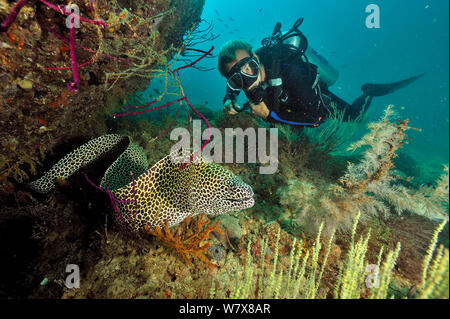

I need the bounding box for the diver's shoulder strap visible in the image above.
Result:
[258,43,320,113]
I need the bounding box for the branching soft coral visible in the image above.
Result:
[376,166,449,219]
[338,105,448,220]
[278,179,361,234]
[303,101,365,155]
[339,105,419,193]
[277,105,448,234]
[145,214,223,269]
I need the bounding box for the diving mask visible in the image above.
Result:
[226,56,260,92]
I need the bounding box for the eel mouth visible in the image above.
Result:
[224,196,255,209]
[227,196,253,203]
[223,185,254,208]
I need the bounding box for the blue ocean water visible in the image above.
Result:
[147,0,449,179]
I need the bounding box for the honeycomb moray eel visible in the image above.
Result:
[28,134,255,232]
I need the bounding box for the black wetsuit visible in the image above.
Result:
[223,44,371,126]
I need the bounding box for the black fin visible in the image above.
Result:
[361,73,425,97]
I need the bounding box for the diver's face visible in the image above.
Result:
[226,50,262,91]
[225,50,250,73]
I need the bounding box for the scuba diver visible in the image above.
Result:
[218,18,424,127]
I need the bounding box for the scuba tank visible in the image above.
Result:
[262,18,339,87]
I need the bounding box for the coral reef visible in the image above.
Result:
[1,12,448,300]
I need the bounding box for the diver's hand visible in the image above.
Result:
[223,99,239,115]
[250,102,270,119]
